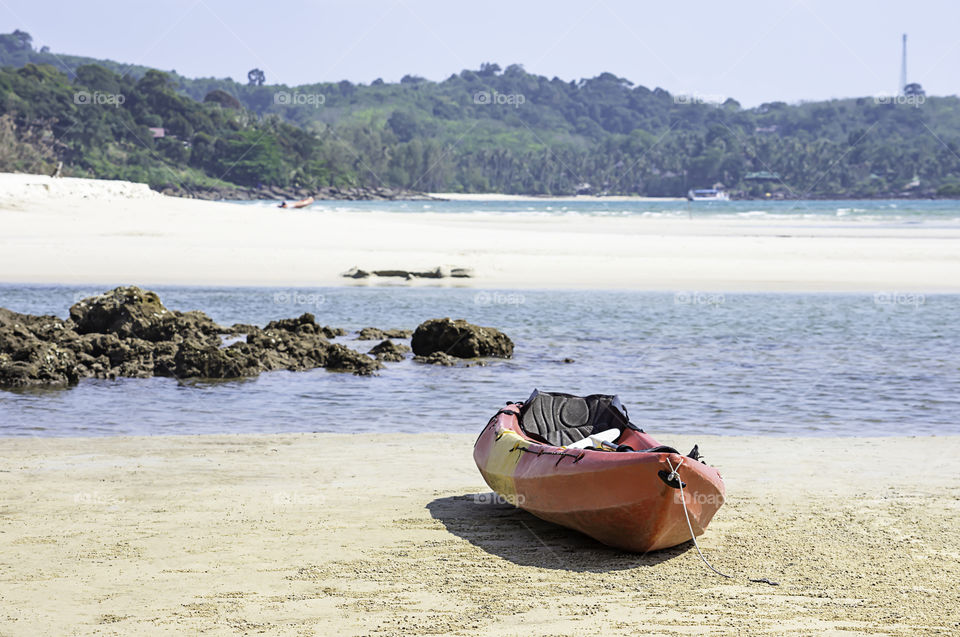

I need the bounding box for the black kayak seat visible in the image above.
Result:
[518,389,634,447]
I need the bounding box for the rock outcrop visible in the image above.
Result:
[411,318,513,359]
[1,290,512,388]
[0,287,383,388]
[368,340,411,362]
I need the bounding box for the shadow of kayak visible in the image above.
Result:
[426,494,689,572]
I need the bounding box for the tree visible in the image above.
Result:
[478,62,501,77]
[203,89,241,110]
[387,111,418,142]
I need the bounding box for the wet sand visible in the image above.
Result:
[1,433,958,635]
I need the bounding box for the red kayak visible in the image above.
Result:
[473,390,725,552]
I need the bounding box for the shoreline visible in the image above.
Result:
[1,432,958,635]
[428,192,685,202]
[2,174,960,292]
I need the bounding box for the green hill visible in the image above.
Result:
[2,29,959,198]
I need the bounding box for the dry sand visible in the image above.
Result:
[1,433,958,636]
[2,174,959,291]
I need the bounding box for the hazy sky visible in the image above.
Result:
[3,0,957,106]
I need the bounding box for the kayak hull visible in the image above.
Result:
[473,404,725,553]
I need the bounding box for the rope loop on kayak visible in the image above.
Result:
[667,457,779,586]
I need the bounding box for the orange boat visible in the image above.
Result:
[278,196,314,209]
[473,390,725,552]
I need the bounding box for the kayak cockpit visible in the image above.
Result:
[517,389,673,452]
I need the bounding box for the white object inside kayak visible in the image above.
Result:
[566,428,621,449]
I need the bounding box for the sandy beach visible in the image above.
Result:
[0,433,957,635]
[2,174,959,291]
[3,173,960,635]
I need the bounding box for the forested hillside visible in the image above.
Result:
[2,29,959,198]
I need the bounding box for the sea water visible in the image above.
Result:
[235,197,960,224]
[1,285,957,437]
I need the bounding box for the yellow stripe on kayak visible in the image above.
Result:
[482,429,530,501]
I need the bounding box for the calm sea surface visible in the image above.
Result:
[1,285,957,438]
[237,197,960,224]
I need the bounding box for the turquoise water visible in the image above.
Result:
[1,286,957,437]
[236,197,960,224]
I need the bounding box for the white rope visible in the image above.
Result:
[666,458,735,579]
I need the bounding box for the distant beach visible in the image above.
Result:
[2,174,959,292]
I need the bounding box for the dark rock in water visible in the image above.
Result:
[69,287,175,341]
[165,337,260,379]
[368,340,411,362]
[411,318,513,359]
[265,313,324,335]
[228,323,260,335]
[413,351,459,366]
[412,351,488,367]
[322,326,347,338]
[563,358,576,364]
[450,268,474,278]
[0,287,383,388]
[356,327,386,340]
[325,344,382,375]
[357,327,413,340]
[0,309,81,387]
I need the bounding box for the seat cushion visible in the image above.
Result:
[518,389,631,447]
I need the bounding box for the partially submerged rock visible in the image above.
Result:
[413,351,488,367]
[1,289,513,388]
[356,327,386,340]
[368,340,411,362]
[0,287,378,387]
[325,344,383,375]
[411,318,513,359]
[413,351,459,366]
[357,327,412,341]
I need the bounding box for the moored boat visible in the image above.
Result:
[278,196,315,209]
[686,188,730,201]
[473,390,725,552]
